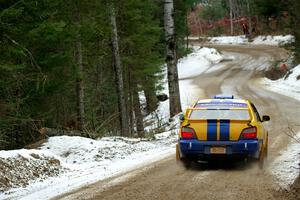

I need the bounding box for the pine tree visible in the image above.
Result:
[0,0,193,149]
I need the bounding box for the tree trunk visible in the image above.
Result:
[163,0,182,117]
[133,84,144,138]
[229,0,234,35]
[143,82,158,114]
[246,0,252,36]
[128,70,134,137]
[185,14,189,50]
[110,4,129,136]
[74,8,85,131]
[198,19,203,37]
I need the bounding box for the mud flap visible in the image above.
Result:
[258,137,268,169]
[259,148,265,169]
[176,144,181,161]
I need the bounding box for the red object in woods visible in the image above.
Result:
[280,63,288,71]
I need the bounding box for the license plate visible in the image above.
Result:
[210,147,226,154]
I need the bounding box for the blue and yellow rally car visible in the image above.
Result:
[176,95,270,168]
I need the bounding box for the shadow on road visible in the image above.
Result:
[185,159,260,171]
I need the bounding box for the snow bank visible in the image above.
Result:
[270,132,300,189]
[206,35,295,46]
[208,36,248,45]
[260,64,300,101]
[262,65,300,189]
[0,133,177,199]
[252,35,295,46]
[178,47,223,79]
[41,135,177,169]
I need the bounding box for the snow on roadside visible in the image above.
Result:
[252,35,295,46]
[204,35,295,46]
[0,133,177,200]
[270,132,300,189]
[208,35,248,45]
[260,64,300,101]
[178,47,223,79]
[260,64,300,189]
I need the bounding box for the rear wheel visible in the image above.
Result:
[259,135,268,169]
[265,135,268,159]
[176,144,180,161]
[176,144,192,169]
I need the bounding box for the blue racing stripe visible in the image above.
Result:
[207,120,217,141]
[220,119,230,141]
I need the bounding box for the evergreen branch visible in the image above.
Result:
[0,139,9,144]
[3,34,44,76]
[0,0,24,19]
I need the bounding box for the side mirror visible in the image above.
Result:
[179,113,185,121]
[262,115,270,122]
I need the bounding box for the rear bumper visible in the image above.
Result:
[179,139,260,160]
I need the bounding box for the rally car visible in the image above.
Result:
[176,95,270,168]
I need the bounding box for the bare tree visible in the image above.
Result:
[164,0,182,117]
[110,3,129,136]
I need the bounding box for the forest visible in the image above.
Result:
[1,0,300,150]
[0,0,196,150]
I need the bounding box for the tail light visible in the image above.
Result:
[240,126,257,139]
[181,127,196,139]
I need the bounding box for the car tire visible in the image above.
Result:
[265,135,268,159]
[176,144,181,161]
[258,136,268,169]
[176,144,192,169]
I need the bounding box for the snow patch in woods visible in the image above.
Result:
[0,133,177,200]
[205,35,295,46]
[260,64,300,101]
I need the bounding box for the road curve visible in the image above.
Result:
[54,45,300,200]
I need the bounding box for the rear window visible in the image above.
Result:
[189,109,250,120]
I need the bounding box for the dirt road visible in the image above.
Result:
[55,45,300,200]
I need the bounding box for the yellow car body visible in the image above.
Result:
[176,95,269,166]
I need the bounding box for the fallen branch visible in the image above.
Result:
[285,123,300,143]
